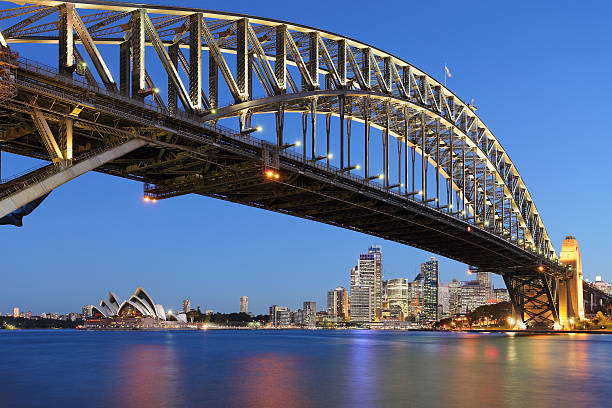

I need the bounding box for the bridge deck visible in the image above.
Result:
[0,58,560,277]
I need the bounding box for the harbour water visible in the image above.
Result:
[1,330,611,407]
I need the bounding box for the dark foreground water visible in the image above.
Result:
[1,330,611,408]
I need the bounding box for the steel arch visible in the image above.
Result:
[0,0,555,260]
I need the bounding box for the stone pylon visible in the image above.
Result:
[558,236,584,328]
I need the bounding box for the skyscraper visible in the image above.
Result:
[368,245,383,320]
[240,296,248,313]
[408,272,424,320]
[357,254,376,321]
[350,286,372,322]
[12,307,19,318]
[182,299,191,313]
[449,279,461,316]
[421,257,439,322]
[327,286,349,321]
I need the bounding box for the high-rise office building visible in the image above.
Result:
[408,272,424,320]
[182,299,191,313]
[449,279,461,316]
[477,271,492,300]
[368,245,383,320]
[354,253,376,322]
[438,283,450,319]
[12,307,19,318]
[421,257,439,322]
[385,278,409,319]
[327,286,349,321]
[303,301,316,326]
[240,296,248,313]
[350,286,372,322]
[458,280,488,313]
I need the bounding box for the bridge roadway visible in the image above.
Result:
[1,58,557,275]
[0,0,606,328]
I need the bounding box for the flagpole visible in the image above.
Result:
[444,64,446,87]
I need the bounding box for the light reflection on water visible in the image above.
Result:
[1,330,611,407]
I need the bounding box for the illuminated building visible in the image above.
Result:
[591,276,611,295]
[12,307,19,318]
[269,305,289,326]
[349,253,377,322]
[240,296,248,313]
[449,279,461,316]
[408,272,424,320]
[477,271,492,300]
[438,283,450,319]
[368,245,384,320]
[384,278,409,319]
[493,288,510,303]
[458,280,488,313]
[327,286,349,321]
[182,299,191,313]
[303,301,316,327]
[421,257,439,322]
[84,287,187,328]
[350,286,371,323]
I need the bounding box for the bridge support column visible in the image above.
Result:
[504,273,559,329]
[558,235,584,328]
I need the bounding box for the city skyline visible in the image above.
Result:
[2,0,611,315]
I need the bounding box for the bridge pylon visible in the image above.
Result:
[558,236,584,328]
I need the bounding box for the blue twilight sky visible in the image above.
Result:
[1,0,611,315]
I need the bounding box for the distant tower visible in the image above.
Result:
[327,287,349,321]
[240,296,248,313]
[12,307,19,318]
[182,299,191,313]
[559,236,585,327]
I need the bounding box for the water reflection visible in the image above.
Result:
[231,353,305,408]
[113,342,182,407]
[2,331,612,408]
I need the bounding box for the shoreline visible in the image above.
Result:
[3,327,612,335]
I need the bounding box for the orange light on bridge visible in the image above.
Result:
[537,265,545,272]
[265,169,280,180]
[467,226,472,232]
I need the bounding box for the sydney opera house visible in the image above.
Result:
[84,286,188,329]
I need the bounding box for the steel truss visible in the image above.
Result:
[0,0,573,326]
[504,273,559,329]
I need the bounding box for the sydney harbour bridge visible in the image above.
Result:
[0,0,608,329]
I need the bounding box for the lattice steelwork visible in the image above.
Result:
[0,0,573,327]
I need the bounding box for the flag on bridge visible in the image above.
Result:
[445,65,452,78]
